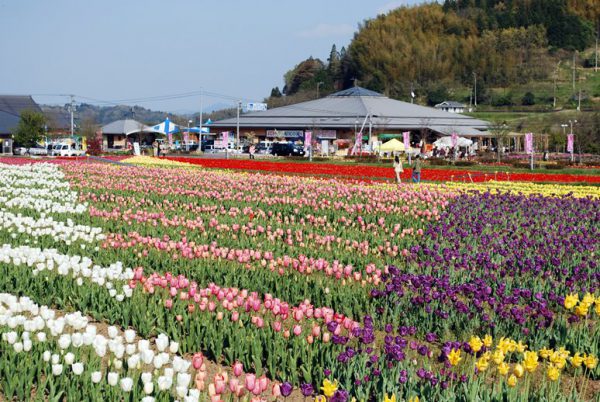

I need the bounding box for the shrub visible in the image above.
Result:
[427,158,449,166]
[544,163,565,170]
[521,92,536,106]
[454,160,477,166]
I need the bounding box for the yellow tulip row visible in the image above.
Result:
[449,335,597,384]
[123,156,197,168]
[443,180,600,199]
[564,292,600,317]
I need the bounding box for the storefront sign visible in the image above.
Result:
[315,130,336,140]
[266,130,304,139]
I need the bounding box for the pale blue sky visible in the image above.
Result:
[0,0,424,113]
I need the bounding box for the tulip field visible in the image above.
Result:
[0,159,599,402]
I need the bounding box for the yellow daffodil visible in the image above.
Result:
[497,362,510,375]
[496,337,511,354]
[320,379,338,397]
[493,349,505,365]
[584,354,598,370]
[483,334,493,348]
[581,292,595,307]
[476,357,490,372]
[469,336,484,353]
[383,394,396,402]
[507,374,518,387]
[408,396,420,402]
[447,348,462,366]
[508,339,518,353]
[570,353,584,368]
[513,363,525,378]
[523,351,539,373]
[564,293,579,310]
[550,352,567,369]
[539,347,553,360]
[595,300,600,316]
[574,303,589,317]
[515,341,528,353]
[547,364,560,381]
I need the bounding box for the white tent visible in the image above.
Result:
[433,136,473,148]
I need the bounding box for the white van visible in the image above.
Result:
[50,143,85,157]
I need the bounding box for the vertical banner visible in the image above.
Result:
[168,133,173,147]
[403,131,410,150]
[183,132,189,144]
[567,134,574,153]
[304,131,312,151]
[222,132,229,148]
[525,132,533,153]
[451,133,458,148]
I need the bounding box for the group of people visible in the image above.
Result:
[393,154,421,184]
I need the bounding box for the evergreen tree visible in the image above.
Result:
[13,110,46,148]
[270,87,282,98]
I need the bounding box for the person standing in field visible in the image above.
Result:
[393,154,403,183]
[412,155,422,183]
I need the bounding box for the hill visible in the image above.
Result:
[266,0,599,152]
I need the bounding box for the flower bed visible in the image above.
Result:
[0,160,598,401]
[164,157,600,184]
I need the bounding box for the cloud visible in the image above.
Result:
[376,1,408,15]
[297,23,355,38]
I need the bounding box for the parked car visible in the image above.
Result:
[49,143,85,157]
[255,142,272,155]
[13,146,28,155]
[28,144,48,156]
[271,142,305,157]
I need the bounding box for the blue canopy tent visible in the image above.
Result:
[150,117,180,135]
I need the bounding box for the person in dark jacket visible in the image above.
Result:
[411,155,422,183]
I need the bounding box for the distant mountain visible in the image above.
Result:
[41,103,182,127]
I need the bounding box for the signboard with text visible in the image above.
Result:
[403,131,410,150]
[315,130,337,140]
[266,130,304,139]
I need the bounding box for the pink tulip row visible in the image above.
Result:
[130,268,359,341]
[105,232,384,284]
[64,163,454,217]
[91,205,421,260]
[193,352,293,401]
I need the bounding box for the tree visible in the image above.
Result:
[327,44,342,82]
[425,82,450,106]
[488,121,511,162]
[80,117,102,155]
[521,92,536,106]
[13,110,46,147]
[270,87,282,98]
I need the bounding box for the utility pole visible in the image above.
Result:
[594,32,598,72]
[236,101,241,150]
[553,61,561,109]
[316,82,324,99]
[572,51,576,90]
[199,88,203,151]
[473,72,477,108]
[69,95,75,137]
[577,88,582,112]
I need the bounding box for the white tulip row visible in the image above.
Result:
[0,293,202,402]
[0,210,105,244]
[0,163,86,214]
[0,244,133,301]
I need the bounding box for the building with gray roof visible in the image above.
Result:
[209,87,490,151]
[0,95,43,154]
